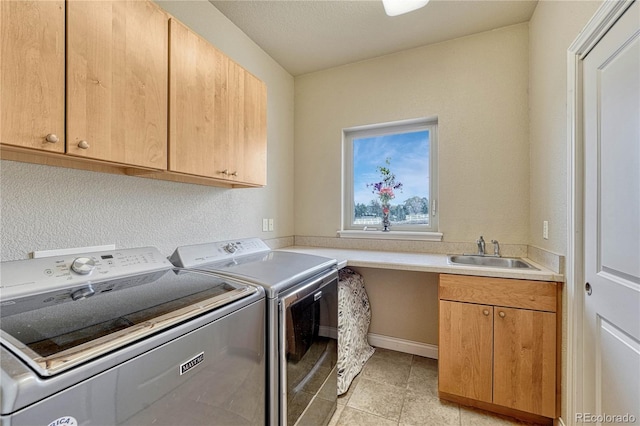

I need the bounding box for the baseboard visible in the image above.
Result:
[367,333,438,359]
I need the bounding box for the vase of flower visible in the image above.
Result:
[367,158,402,232]
[382,205,391,232]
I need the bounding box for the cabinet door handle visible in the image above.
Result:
[77,140,90,149]
[482,309,490,316]
[498,311,506,318]
[45,134,59,143]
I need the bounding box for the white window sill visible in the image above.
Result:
[337,230,443,242]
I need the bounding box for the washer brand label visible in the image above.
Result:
[180,352,204,375]
[48,417,78,426]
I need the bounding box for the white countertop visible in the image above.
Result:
[278,246,564,282]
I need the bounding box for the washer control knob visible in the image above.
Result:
[71,285,95,301]
[71,257,96,275]
[223,243,237,254]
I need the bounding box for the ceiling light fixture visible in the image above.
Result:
[382,0,430,16]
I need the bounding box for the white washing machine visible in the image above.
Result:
[1,246,266,425]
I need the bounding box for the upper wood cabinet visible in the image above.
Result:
[1,2,266,188]
[234,63,267,186]
[438,274,559,421]
[66,0,168,169]
[1,1,65,152]
[169,19,267,186]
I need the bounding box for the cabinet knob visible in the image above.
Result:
[483,309,490,316]
[231,171,238,177]
[45,133,59,143]
[498,311,506,318]
[77,140,90,149]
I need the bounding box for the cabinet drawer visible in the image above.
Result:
[439,274,557,312]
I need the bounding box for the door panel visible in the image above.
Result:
[438,301,493,403]
[597,317,640,421]
[169,18,229,178]
[583,0,640,419]
[0,1,65,151]
[67,0,167,168]
[240,71,267,185]
[493,307,556,418]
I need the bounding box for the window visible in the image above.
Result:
[342,118,439,237]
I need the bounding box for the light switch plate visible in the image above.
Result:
[268,218,274,231]
[262,218,269,232]
[543,221,549,240]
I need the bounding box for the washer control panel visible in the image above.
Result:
[0,247,172,302]
[169,238,270,268]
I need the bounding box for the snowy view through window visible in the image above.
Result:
[353,130,430,227]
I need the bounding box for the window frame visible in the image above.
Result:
[342,117,439,237]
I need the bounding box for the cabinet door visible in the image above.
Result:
[493,307,556,418]
[169,18,229,178]
[1,1,65,152]
[169,20,266,185]
[438,300,493,403]
[228,62,266,186]
[67,0,167,169]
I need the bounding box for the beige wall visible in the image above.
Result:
[529,1,602,423]
[294,24,530,245]
[528,0,602,256]
[1,0,295,260]
[350,268,439,345]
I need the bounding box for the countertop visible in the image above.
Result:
[278,246,564,282]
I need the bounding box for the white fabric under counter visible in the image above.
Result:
[336,268,375,394]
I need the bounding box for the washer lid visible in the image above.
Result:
[1,249,259,377]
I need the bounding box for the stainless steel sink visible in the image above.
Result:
[447,255,539,270]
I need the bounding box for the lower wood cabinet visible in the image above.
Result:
[438,274,559,421]
[439,300,494,403]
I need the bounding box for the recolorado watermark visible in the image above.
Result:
[576,413,637,423]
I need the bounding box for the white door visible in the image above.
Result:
[583,1,640,423]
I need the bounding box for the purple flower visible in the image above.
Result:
[366,158,402,206]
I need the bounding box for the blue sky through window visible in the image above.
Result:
[353,130,430,207]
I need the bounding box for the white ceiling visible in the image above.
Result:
[210,0,538,76]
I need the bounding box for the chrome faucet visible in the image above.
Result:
[476,236,485,255]
[491,239,501,257]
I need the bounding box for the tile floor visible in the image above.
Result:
[328,348,542,426]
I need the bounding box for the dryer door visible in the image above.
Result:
[279,270,338,426]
